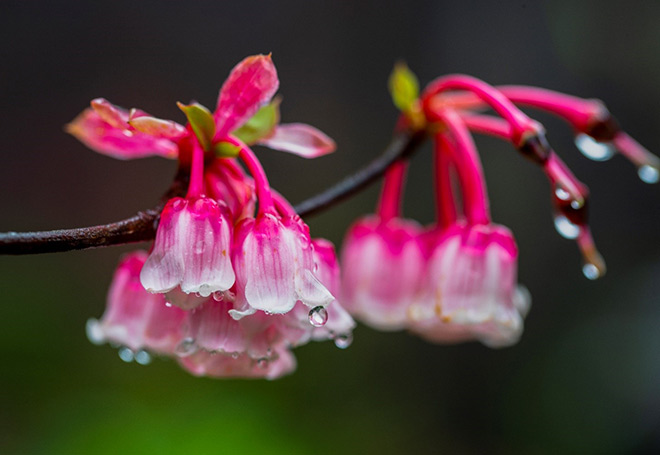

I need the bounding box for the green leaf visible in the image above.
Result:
[213,141,241,158]
[232,97,281,144]
[177,102,215,151]
[388,62,420,114]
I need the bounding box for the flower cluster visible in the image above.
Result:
[341,67,658,347]
[73,55,354,379]
[71,56,658,379]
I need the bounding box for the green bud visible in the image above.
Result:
[233,97,281,144]
[177,102,215,151]
[213,141,241,158]
[388,62,420,114]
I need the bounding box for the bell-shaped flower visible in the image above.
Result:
[140,196,235,308]
[66,98,186,160]
[410,223,530,347]
[341,215,426,331]
[86,251,186,356]
[233,213,334,315]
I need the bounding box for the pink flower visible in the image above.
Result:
[139,196,235,309]
[341,215,425,330]
[232,213,334,315]
[410,223,530,347]
[86,251,186,357]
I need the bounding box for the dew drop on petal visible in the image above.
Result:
[638,164,659,184]
[582,263,601,280]
[308,306,329,327]
[231,352,239,359]
[257,358,269,369]
[118,347,135,363]
[570,199,583,210]
[165,302,172,308]
[334,333,353,349]
[135,350,152,365]
[554,215,580,239]
[212,291,225,302]
[175,337,198,357]
[574,134,615,161]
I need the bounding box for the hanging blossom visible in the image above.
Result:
[341,64,658,347]
[74,54,354,379]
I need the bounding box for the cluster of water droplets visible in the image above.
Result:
[117,347,152,365]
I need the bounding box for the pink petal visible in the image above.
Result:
[259,123,336,158]
[91,98,130,128]
[341,216,426,331]
[235,214,298,314]
[185,300,248,354]
[139,197,235,302]
[214,54,279,139]
[128,114,188,140]
[66,108,179,159]
[178,348,296,380]
[86,251,186,355]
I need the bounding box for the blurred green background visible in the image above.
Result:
[1,1,659,453]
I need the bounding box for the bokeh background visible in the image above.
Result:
[1,1,659,453]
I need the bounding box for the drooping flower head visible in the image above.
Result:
[75,54,353,379]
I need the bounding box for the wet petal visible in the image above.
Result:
[214,54,279,139]
[259,123,336,158]
[66,108,178,159]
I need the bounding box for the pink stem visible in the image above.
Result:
[461,113,588,204]
[422,75,537,145]
[612,132,660,169]
[186,138,206,198]
[437,109,490,225]
[441,86,600,132]
[271,190,297,217]
[433,134,457,228]
[224,135,276,215]
[377,160,407,222]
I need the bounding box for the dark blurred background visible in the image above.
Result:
[1,1,659,453]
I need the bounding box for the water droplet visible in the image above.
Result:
[555,186,571,201]
[165,302,172,308]
[135,350,152,365]
[257,358,269,369]
[574,134,615,161]
[638,164,659,184]
[582,263,601,280]
[175,338,198,357]
[212,291,225,302]
[308,306,328,327]
[231,352,240,359]
[334,333,353,349]
[118,347,134,363]
[570,199,583,210]
[554,215,580,239]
